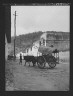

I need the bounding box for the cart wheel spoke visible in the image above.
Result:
[37,57,46,68]
[48,62,56,68]
[38,62,45,68]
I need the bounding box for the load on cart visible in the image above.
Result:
[37,46,59,69]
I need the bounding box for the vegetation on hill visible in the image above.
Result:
[11,31,43,50]
[11,31,70,54]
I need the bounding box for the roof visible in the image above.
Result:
[33,40,40,44]
[40,32,47,40]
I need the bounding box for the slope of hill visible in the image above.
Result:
[11,31,70,53]
[11,31,43,52]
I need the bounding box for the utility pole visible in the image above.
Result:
[13,11,17,60]
[20,35,21,52]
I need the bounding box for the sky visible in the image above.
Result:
[11,6,70,36]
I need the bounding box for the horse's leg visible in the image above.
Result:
[32,61,34,67]
[34,62,36,66]
[25,61,26,66]
[19,60,20,65]
[33,61,35,67]
[29,62,30,66]
[21,61,22,65]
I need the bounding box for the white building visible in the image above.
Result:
[25,47,33,56]
[25,40,42,57]
[40,32,47,46]
[24,32,48,57]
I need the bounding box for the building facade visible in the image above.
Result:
[40,32,47,46]
[25,40,42,56]
[5,6,11,60]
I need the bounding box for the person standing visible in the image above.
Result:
[19,53,22,65]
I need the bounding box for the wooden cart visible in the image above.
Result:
[37,46,59,69]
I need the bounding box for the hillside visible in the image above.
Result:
[11,31,70,53]
[11,31,43,52]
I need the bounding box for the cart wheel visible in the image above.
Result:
[48,62,56,68]
[37,58,46,68]
[37,57,46,69]
[38,62,46,69]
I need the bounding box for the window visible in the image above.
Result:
[27,49,28,53]
[39,41,41,46]
[31,47,32,51]
[43,39,45,45]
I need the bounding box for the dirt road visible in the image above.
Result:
[6,60,69,91]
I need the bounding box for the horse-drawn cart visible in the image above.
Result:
[37,46,59,69]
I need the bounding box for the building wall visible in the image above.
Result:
[5,5,11,43]
[40,32,47,40]
[5,34,8,60]
[25,45,42,57]
[33,41,40,48]
[5,34,11,60]
[5,5,11,60]
[27,48,33,55]
[40,32,47,46]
